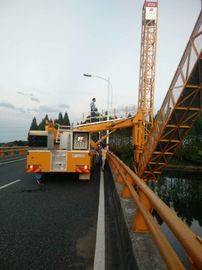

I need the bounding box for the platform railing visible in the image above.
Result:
[0,146,28,158]
[107,151,202,270]
[82,105,137,123]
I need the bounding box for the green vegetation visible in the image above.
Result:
[0,140,27,147]
[0,112,71,146]
[109,128,134,167]
[109,113,202,167]
[30,111,70,130]
[149,174,202,227]
[173,112,202,165]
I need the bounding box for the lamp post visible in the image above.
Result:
[83,73,112,144]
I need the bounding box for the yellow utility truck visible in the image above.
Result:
[26,124,91,180]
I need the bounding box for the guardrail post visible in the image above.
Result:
[116,169,124,183]
[132,190,153,232]
[108,155,123,183]
[114,163,124,184]
[121,174,134,198]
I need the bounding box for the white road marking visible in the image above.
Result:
[0,179,21,190]
[93,169,105,270]
[0,158,26,166]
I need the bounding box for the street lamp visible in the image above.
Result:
[83,73,112,144]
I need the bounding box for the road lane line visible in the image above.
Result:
[0,158,26,166]
[0,179,21,190]
[93,170,105,270]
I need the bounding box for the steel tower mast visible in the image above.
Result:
[135,0,158,163]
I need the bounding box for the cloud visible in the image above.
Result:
[17,91,27,96]
[0,102,26,113]
[38,105,60,113]
[18,108,26,113]
[0,101,69,117]
[0,102,16,110]
[59,104,70,109]
[36,104,70,114]
[17,90,40,103]
[30,97,40,103]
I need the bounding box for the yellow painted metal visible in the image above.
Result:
[75,117,135,133]
[133,112,143,163]
[136,0,158,158]
[121,184,132,198]
[27,122,92,176]
[89,129,117,150]
[124,180,185,269]
[45,120,57,141]
[108,151,202,269]
[90,140,97,148]
[95,129,117,147]
[27,151,51,172]
[0,147,28,157]
[67,152,91,172]
[130,188,185,270]
[137,9,202,179]
[108,153,151,231]
[108,154,184,268]
[132,190,153,232]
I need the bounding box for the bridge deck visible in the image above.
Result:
[0,158,128,270]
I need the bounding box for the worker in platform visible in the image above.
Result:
[90,97,97,111]
[90,97,98,121]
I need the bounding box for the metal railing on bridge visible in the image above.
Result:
[81,105,137,123]
[0,146,28,158]
[107,151,202,270]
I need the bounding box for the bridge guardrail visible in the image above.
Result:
[0,146,28,158]
[107,151,202,270]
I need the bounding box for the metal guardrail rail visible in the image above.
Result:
[107,151,202,270]
[81,106,137,123]
[0,146,28,157]
[137,10,202,179]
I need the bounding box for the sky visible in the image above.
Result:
[0,0,201,142]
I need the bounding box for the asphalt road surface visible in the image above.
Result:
[0,157,125,270]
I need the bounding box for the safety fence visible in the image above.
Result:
[81,105,137,123]
[0,146,28,158]
[107,151,202,270]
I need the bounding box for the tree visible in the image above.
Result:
[30,117,38,130]
[194,113,202,135]
[58,112,63,125]
[38,114,49,130]
[63,112,70,126]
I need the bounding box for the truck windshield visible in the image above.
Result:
[28,135,48,148]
